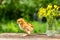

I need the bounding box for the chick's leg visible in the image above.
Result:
[23,27,31,36]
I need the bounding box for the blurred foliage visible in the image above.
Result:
[0,21,60,34]
[0,20,25,33]
[0,0,60,33]
[0,0,60,21]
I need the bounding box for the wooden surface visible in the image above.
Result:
[0,33,60,40]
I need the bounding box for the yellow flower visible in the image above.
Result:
[53,13,56,16]
[47,4,52,10]
[38,8,46,18]
[59,13,60,16]
[44,13,47,17]
[47,13,50,16]
[54,5,59,10]
[39,8,46,13]
[38,4,60,19]
[47,10,51,16]
[54,5,57,9]
[57,7,59,10]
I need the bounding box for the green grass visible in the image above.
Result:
[31,21,47,34]
[0,20,60,34]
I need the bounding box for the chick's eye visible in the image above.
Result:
[17,21,20,23]
[18,21,20,22]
